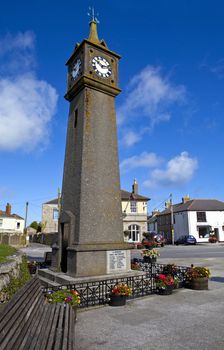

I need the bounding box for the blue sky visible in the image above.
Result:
[0,0,224,223]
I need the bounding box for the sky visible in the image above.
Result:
[0,0,224,224]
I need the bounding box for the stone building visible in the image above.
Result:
[42,179,149,243]
[122,180,149,243]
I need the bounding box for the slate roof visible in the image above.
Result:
[120,190,150,201]
[159,199,224,215]
[44,198,59,205]
[44,190,150,205]
[0,211,24,220]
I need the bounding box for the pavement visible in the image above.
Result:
[75,257,224,350]
[19,243,51,261]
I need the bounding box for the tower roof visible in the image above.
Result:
[88,20,100,45]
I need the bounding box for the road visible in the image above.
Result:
[132,243,224,261]
[19,243,51,261]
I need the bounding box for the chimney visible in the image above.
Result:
[182,195,190,204]
[6,203,11,215]
[165,201,172,209]
[132,178,138,195]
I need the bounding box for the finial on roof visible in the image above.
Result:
[87,6,100,44]
[132,178,138,195]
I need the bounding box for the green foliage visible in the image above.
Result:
[30,221,39,231]
[46,289,81,306]
[0,244,17,263]
[1,256,31,300]
[30,221,46,233]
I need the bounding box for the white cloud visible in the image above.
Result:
[118,65,186,127]
[120,152,162,173]
[200,57,224,79]
[144,152,198,188]
[0,32,58,152]
[0,75,58,151]
[121,130,142,147]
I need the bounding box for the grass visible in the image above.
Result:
[0,244,17,263]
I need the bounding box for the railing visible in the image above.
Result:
[42,263,189,308]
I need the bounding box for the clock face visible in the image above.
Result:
[92,56,112,78]
[71,58,81,80]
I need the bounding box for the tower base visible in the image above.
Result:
[52,242,134,278]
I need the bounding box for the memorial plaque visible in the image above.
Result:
[107,250,127,273]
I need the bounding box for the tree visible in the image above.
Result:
[30,221,47,233]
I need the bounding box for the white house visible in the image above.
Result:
[42,180,150,243]
[0,203,24,234]
[157,197,224,243]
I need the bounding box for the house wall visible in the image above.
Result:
[188,211,224,242]
[122,200,148,242]
[0,217,24,233]
[42,204,59,233]
[173,212,189,240]
[121,200,147,214]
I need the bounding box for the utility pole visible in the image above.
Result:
[24,201,29,233]
[170,194,174,245]
[24,201,29,246]
[58,187,61,214]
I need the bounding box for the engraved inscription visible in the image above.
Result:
[107,250,127,273]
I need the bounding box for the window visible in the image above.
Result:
[74,109,78,128]
[197,226,210,238]
[128,224,140,242]
[0,219,3,227]
[130,201,137,213]
[17,222,20,229]
[53,209,59,221]
[197,212,206,222]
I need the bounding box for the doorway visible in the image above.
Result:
[214,228,219,241]
[61,223,69,273]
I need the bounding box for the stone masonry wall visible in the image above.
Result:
[0,255,22,302]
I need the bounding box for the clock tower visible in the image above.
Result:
[55,16,132,277]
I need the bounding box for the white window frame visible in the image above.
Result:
[128,224,140,242]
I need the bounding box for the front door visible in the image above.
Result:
[214,228,219,241]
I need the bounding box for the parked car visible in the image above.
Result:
[175,235,197,245]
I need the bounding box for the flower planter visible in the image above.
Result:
[109,295,127,306]
[186,277,208,290]
[158,285,174,295]
[143,256,157,264]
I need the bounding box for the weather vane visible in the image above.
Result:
[87,6,100,23]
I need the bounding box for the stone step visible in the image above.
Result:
[38,275,61,288]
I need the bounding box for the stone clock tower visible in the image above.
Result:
[54,18,132,277]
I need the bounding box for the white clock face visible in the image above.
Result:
[92,56,112,78]
[71,58,81,80]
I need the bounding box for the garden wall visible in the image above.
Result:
[0,255,23,303]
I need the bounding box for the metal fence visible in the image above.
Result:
[42,263,189,308]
